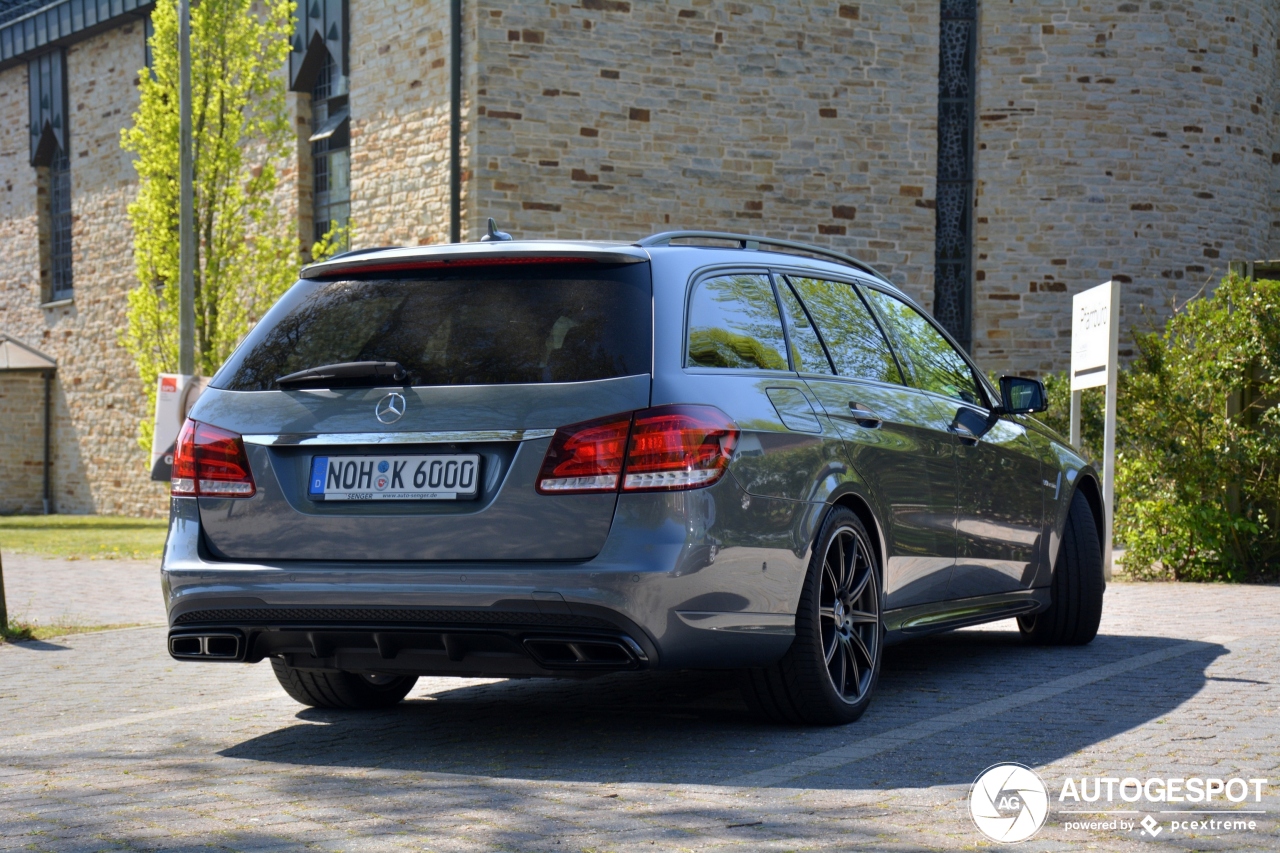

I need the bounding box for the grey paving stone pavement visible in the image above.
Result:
[0,554,165,626]
[0,579,1277,851]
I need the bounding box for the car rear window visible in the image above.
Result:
[212,263,652,391]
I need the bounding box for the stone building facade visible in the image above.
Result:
[0,0,1277,515]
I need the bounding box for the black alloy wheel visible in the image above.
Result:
[819,523,881,704]
[741,507,884,725]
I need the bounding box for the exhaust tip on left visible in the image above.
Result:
[168,631,244,661]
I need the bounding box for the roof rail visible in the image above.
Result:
[634,230,888,280]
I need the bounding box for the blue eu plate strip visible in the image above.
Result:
[309,457,328,496]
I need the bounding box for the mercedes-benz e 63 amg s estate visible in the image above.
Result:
[162,229,1105,725]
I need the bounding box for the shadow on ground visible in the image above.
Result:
[221,629,1226,790]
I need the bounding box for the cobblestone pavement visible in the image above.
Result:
[1,581,1277,852]
[0,554,165,626]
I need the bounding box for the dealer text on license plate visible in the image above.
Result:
[308,454,480,501]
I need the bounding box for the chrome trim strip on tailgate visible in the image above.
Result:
[242,429,557,446]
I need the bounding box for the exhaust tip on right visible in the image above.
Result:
[168,632,243,661]
[523,636,642,670]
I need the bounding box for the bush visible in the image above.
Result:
[1115,275,1280,582]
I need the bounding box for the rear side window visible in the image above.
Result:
[213,263,652,391]
[787,276,902,385]
[861,287,983,405]
[776,278,833,375]
[685,273,789,371]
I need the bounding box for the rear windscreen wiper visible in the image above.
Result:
[276,361,409,390]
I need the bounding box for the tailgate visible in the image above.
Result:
[192,375,650,561]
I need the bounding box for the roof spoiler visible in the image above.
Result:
[301,242,647,279]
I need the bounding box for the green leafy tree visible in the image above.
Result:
[311,219,354,263]
[120,0,296,450]
[1116,275,1280,581]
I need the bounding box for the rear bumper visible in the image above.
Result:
[161,478,822,674]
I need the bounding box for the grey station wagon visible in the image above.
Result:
[162,229,1105,725]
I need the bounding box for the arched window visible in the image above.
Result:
[310,51,349,248]
[29,48,72,302]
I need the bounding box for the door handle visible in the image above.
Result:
[832,401,882,429]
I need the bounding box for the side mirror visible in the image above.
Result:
[998,376,1048,415]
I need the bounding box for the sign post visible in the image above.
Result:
[1070,280,1121,579]
[150,374,207,481]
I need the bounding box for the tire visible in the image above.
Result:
[741,507,884,726]
[1018,489,1105,645]
[270,658,418,709]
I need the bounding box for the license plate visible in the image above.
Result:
[308,455,480,501]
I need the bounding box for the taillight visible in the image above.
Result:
[171,420,198,496]
[535,415,631,494]
[536,406,738,495]
[170,419,256,498]
[622,405,738,492]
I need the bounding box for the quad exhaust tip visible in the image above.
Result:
[523,636,646,670]
[169,632,243,661]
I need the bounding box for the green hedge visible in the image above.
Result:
[1116,275,1280,581]
[1032,276,1280,582]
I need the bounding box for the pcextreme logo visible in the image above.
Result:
[968,763,1050,843]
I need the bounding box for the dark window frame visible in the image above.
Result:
[48,144,72,301]
[682,268,795,374]
[310,50,350,248]
[858,282,992,408]
[772,272,835,377]
[780,272,910,387]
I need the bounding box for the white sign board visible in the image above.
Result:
[149,373,208,481]
[1070,281,1119,390]
[1068,279,1121,580]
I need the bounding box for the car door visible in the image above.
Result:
[679,270,840,503]
[860,287,1045,598]
[784,274,958,609]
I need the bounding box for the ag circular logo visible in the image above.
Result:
[968,763,1049,843]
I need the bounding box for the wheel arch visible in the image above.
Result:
[829,492,887,582]
[1070,472,1105,543]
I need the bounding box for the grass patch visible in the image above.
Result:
[0,514,167,560]
[1,620,150,644]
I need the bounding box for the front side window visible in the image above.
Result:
[685,273,789,371]
[861,287,982,404]
[787,277,901,385]
[215,264,652,391]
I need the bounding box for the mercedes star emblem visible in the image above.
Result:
[375,392,407,425]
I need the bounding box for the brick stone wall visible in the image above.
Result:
[470,1,942,307]
[2,0,1279,513]
[971,0,1280,375]
[0,373,46,515]
[0,24,168,516]
[349,0,459,247]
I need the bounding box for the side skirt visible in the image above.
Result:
[883,588,1051,645]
